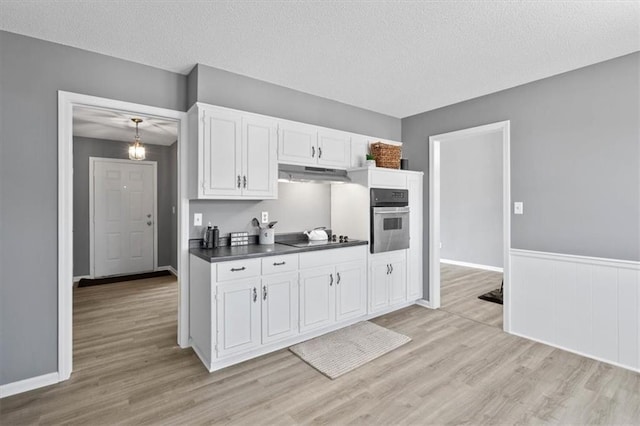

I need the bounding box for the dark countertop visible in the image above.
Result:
[190,240,368,263]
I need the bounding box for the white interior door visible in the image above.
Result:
[92,158,156,277]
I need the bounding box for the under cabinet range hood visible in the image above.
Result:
[278,165,351,184]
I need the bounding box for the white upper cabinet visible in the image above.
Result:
[190,104,277,200]
[201,108,242,197]
[317,128,351,168]
[277,121,317,166]
[278,121,351,169]
[242,115,278,198]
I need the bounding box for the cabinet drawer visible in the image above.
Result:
[261,254,298,275]
[299,246,366,269]
[216,259,261,282]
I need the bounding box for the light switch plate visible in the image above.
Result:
[514,202,524,215]
[261,211,269,223]
[194,213,203,226]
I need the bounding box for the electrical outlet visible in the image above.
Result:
[194,213,203,226]
[261,211,269,223]
[514,202,524,215]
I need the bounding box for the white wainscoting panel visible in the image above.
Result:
[510,249,640,372]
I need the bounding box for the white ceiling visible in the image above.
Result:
[1,1,638,118]
[74,107,178,146]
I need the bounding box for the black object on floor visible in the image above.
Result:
[78,270,171,287]
[478,280,504,305]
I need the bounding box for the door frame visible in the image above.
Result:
[89,157,158,278]
[58,91,190,382]
[428,120,512,332]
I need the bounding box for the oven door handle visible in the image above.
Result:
[374,210,410,215]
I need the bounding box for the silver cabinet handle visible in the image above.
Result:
[273,261,286,266]
[231,267,246,272]
[336,272,341,285]
[237,175,241,188]
[311,146,315,158]
[263,285,267,301]
[386,264,390,274]
[146,221,153,226]
[147,214,152,218]
[243,175,247,188]
[253,287,257,302]
[318,147,322,158]
[329,273,333,286]
[390,264,394,274]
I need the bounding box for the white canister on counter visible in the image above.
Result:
[259,228,275,245]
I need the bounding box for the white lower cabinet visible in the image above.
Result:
[299,266,336,333]
[369,251,407,313]
[261,272,299,344]
[216,279,261,358]
[189,245,384,373]
[335,262,367,321]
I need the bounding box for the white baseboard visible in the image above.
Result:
[157,265,178,276]
[0,372,59,398]
[415,299,436,309]
[440,258,503,273]
[510,330,640,374]
[72,274,91,282]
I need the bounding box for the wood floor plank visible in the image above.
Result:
[2,273,639,425]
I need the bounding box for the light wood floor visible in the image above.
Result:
[440,263,504,329]
[2,275,640,425]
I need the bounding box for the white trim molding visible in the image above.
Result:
[57,91,190,391]
[0,372,59,399]
[510,249,640,372]
[440,258,504,273]
[415,299,436,309]
[428,120,511,331]
[157,265,178,276]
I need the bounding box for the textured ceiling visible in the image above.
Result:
[1,1,638,118]
[74,107,178,146]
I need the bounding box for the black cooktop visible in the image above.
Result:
[278,239,365,249]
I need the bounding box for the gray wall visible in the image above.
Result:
[440,131,503,268]
[190,183,331,239]
[0,31,187,385]
[189,64,401,140]
[402,52,640,300]
[73,137,178,277]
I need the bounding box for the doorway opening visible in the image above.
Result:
[428,121,511,332]
[58,91,189,382]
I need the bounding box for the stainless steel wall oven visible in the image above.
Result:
[370,188,410,253]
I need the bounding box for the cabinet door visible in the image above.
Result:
[335,261,366,322]
[369,260,390,313]
[389,257,407,306]
[278,121,318,166]
[201,107,242,197]
[242,115,278,199]
[299,266,335,332]
[216,280,261,358]
[261,273,299,344]
[317,129,351,169]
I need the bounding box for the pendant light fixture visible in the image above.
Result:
[128,118,146,160]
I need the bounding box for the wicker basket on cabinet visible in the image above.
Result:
[370,142,402,169]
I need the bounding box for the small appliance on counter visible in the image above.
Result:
[202,223,219,249]
[304,227,328,241]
